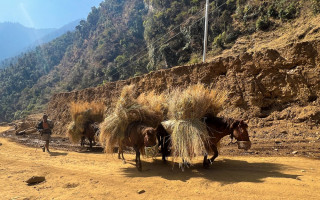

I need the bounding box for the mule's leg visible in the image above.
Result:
[158,135,170,163]
[134,147,142,171]
[203,153,210,168]
[121,151,125,162]
[120,150,125,163]
[164,136,170,162]
[209,145,219,163]
[160,136,166,163]
[118,147,126,164]
[118,149,121,159]
[80,136,85,147]
[89,137,93,149]
[180,159,190,172]
[157,134,161,153]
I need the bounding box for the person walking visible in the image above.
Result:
[37,114,54,153]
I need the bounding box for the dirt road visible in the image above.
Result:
[1,133,320,200]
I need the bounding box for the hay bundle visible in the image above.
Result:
[137,90,168,121]
[167,83,226,165]
[67,101,105,143]
[99,85,162,153]
[168,83,225,120]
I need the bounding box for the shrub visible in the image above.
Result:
[188,6,199,14]
[225,29,240,43]
[256,16,270,31]
[188,55,201,65]
[312,0,320,14]
[268,4,278,18]
[279,2,298,20]
[213,32,226,48]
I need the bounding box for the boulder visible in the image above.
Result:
[26,176,45,185]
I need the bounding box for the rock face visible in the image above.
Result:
[13,114,42,134]
[47,40,320,135]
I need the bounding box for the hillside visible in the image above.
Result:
[0,22,56,62]
[1,0,320,122]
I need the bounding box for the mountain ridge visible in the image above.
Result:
[0,22,56,61]
[0,20,82,67]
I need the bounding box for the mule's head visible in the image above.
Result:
[232,120,251,150]
[143,127,157,147]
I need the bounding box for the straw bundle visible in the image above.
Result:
[168,83,226,120]
[137,90,168,121]
[99,85,162,153]
[166,83,227,165]
[67,101,105,143]
[170,119,210,163]
[70,101,105,123]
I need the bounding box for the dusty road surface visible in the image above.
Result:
[1,133,320,200]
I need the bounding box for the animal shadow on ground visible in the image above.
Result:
[78,146,104,154]
[121,158,300,185]
[49,152,68,157]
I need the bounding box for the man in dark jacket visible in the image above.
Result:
[37,114,54,153]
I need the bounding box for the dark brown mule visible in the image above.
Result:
[80,122,99,149]
[118,122,157,171]
[156,124,171,163]
[203,115,251,168]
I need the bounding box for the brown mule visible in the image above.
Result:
[203,115,251,168]
[118,122,157,171]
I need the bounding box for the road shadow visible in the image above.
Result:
[49,151,68,157]
[121,158,300,184]
[77,146,104,154]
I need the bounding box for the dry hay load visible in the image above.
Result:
[67,101,105,144]
[99,85,162,153]
[137,90,168,121]
[137,90,168,157]
[165,83,226,166]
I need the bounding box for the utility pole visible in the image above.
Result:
[203,0,209,62]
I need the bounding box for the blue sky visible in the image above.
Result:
[0,0,103,29]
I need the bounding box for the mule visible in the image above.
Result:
[118,122,157,171]
[156,123,171,163]
[80,122,100,149]
[158,115,251,169]
[202,115,251,168]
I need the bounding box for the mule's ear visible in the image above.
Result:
[240,120,248,128]
[231,122,238,129]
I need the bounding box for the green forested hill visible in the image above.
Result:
[0,0,319,122]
